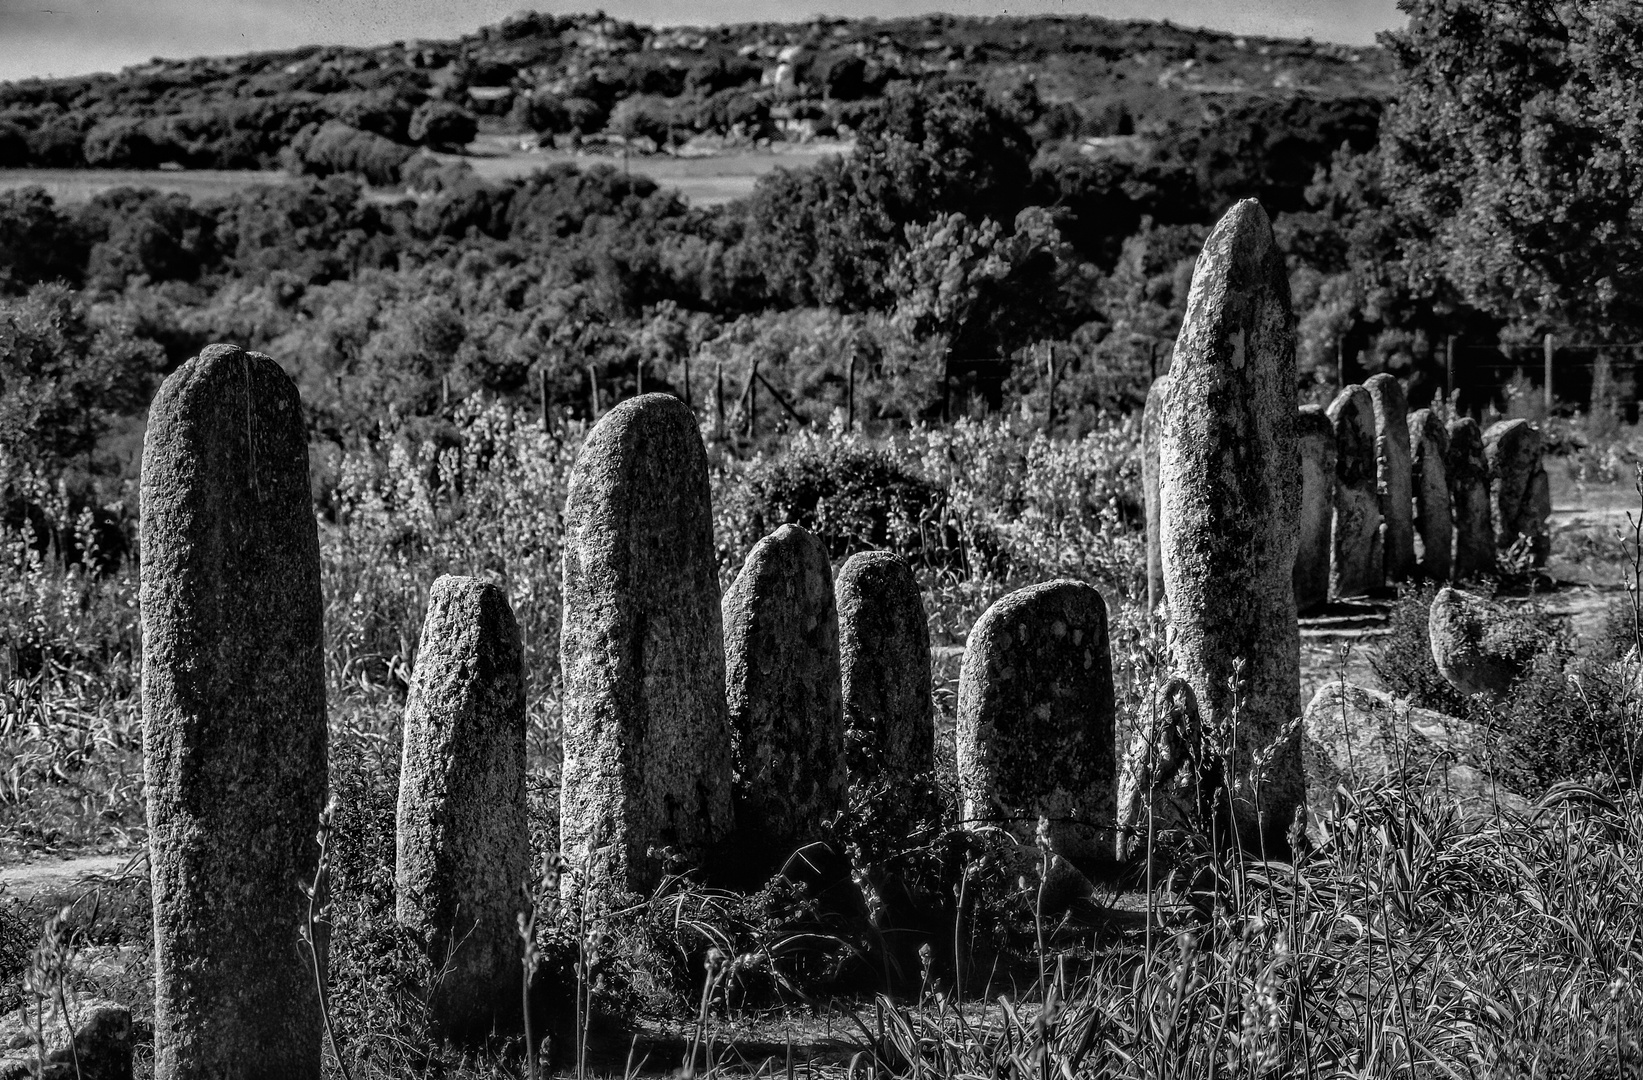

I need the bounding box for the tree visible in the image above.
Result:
[1381,0,1643,336]
[409,101,478,151]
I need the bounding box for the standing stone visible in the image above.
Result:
[1327,385,1381,598]
[1142,376,1171,614]
[1484,419,1546,563]
[396,576,529,1041]
[1524,465,1552,566]
[835,550,933,790]
[956,580,1114,865]
[560,393,733,902]
[1447,417,1494,580]
[1365,373,1414,584]
[722,524,846,854]
[1157,199,1303,847]
[1428,586,1544,701]
[141,344,325,1080]
[1294,404,1335,614]
[1409,408,1453,582]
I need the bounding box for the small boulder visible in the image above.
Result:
[1428,586,1544,701]
[0,997,132,1080]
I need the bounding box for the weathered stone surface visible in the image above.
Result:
[1302,682,1526,829]
[1115,678,1211,863]
[396,575,530,1040]
[1365,373,1414,583]
[0,997,132,1080]
[1446,417,1494,580]
[723,523,847,853]
[1327,385,1381,598]
[1408,408,1452,582]
[1484,419,1545,561]
[1294,404,1335,613]
[140,344,325,1080]
[1524,464,1552,567]
[835,550,933,791]
[957,580,1115,865]
[560,393,734,902]
[1142,375,1171,614]
[1157,199,1302,846]
[1428,586,1544,701]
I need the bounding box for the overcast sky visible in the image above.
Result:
[0,0,1405,83]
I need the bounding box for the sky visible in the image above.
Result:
[0,0,1406,83]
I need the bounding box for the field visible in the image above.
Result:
[0,139,847,208]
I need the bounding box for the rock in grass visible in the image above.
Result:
[140,344,325,1080]
[957,580,1115,866]
[559,393,734,903]
[1427,586,1543,701]
[0,996,132,1080]
[396,575,530,1041]
[1328,385,1381,599]
[1142,376,1171,614]
[835,550,933,793]
[1301,681,1524,829]
[1157,198,1302,848]
[1366,373,1414,583]
[1409,408,1453,582]
[1294,404,1336,614]
[1446,417,1495,580]
[723,523,847,855]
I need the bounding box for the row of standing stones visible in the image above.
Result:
[123,200,1544,1078]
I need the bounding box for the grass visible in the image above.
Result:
[3,411,1642,1076]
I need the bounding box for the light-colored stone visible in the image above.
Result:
[140,344,325,1080]
[1409,408,1452,581]
[1427,586,1544,701]
[1365,373,1414,583]
[1295,404,1335,613]
[957,580,1115,866]
[1142,376,1170,614]
[835,550,933,792]
[396,575,530,1040]
[1446,417,1494,580]
[1157,198,1302,848]
[559,393,734,903]
[0,997,131,1080]
[1302,682,1526,828]
[1327,385,1381,599]
[1115,678,1210,862]
[723,523,847,853]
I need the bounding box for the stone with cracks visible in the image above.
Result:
[1365,373,1414,583]
[1427,586,1545,701]
[1294,404,1335,613]
[396,575,530,1040]
[1327,385,1381,599]
[723,523,847,854]
[560,393,734,903]
[141,345,325,1080]
[1484,419,1545,562]
[1142,376,1171,613]
[1157,198,1302,847]
[1446,417,1494,580]
[957,580,1115,866]
[1408,408,1452,582]
[835,550,933,793]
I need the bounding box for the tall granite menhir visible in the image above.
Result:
[396,576,529,1041]
[1366,373,1414,584]
[1485,419,1550,567]
[957,580,1115,865]
[1157,199,1302,846]
[723,524,847,856]
[1447,416,1494,580]
[835,550,933,792]
[1408,408,1452,582]
[560,394,734,903]
[141,345,326,1080]
[1142,376,1171,613]
[1328,385,1381,598]
[1294,404,1335,614]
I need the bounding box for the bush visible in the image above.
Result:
[409,101,478,151]
[285,121,416,187]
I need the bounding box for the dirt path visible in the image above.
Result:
[0,853,145,901]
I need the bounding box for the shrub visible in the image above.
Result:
[409,101,478,151]
[285,121,415,187]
